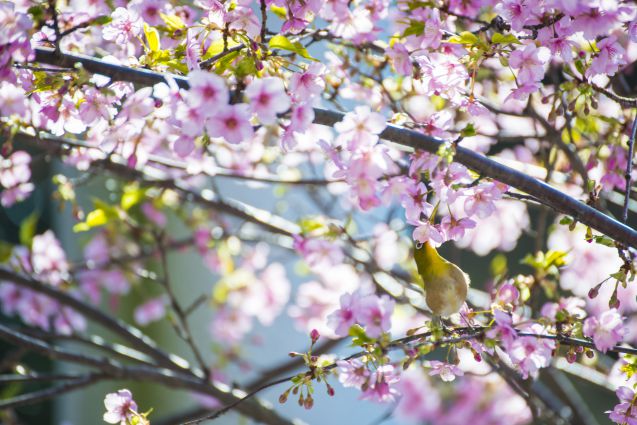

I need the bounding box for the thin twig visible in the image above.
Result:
[0,374,105,410]
[156,233,210,378]
[623,113,637,223]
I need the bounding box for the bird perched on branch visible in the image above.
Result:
[414,242,470,317]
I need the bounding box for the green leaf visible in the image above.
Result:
[447,31,479,46]
[268,35,316,61]
[92,15,112,25]
[121,185,146,211]
[234,56,257,78]
[491,33,521,45]
[593,235,615,247]
[73,208,108,232]
[401,21,425,38]
[160,12,185,31]
[461,122,476,137]
[270,4,287,19]
[144,24,160,52]
[0,241,13,263]
[490,254,507,276]
[215,51,241,73]
[349,324,372,345]
[19,212,39,247]
[559,216,574,225]
[27,5,45,21]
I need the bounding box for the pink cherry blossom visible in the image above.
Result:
[118,87,155,121]
[608,386,637,425]
[508,43,549,86]
[586,36,626,79]
[495,282,520,305]
[486,308,518,347]
[0,151,31,189]
[205,103,254,144]
[288,63,326,101]
[540,297,586,321]
[0,81,27,116]
[334,105,386,150]
[0,2,33,46]
[336,359,370,388]
[102,8,143,45]
[31,231,69,287]
[401,180,433,222]
[0,182,35,207]
[440,215,476,241]
[134,296,167,326]
[130,0,165,26]
[427,360,464,382]
[387,42,412,76]
[293,236,344,271]
[327,292,361,336]
[360,364,400,403]
[411,220,444,245]
[245,77,290,125]
[356,294,394,338]
[495,0,534,31]
[507,323,555,379]
[103,389,139,424]
[464,182,505,219]
[583,308,625,353]
[395,369,441,422]
[187,70,229,113]
[141,202,167,227]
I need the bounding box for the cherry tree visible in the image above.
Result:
[1,0,637,424]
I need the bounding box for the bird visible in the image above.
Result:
[414,241,470,317]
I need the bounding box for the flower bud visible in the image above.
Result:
[326,384,335,397]
[304,395,314,410]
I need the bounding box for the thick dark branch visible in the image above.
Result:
[0,268,185,371]
[29,47,637,248]
[0,324,298,425]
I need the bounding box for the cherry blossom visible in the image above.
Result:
[586,36,626,79]
[245,77,290,125]
[102,7,143,45]
[583,309,625,353]
[205,103,254,144]
[103,389,139,424]
[360,365,400,403]
[608,386,637,425]
[187,70,229,112]
[336,359,370,389]
[427,361,464,382]
[134,296,167,326]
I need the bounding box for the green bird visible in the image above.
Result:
[414,242,470,317]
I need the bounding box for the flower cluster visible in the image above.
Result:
[327,289,395,338]
[0,151,34,207]
[0,2,33,81]
[0,233,85,335]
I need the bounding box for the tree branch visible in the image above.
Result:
[29,47,637,248]
[0,374,105,410]
[624,113,637,224]
[0,323,299,425]
[0,268,188,371]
